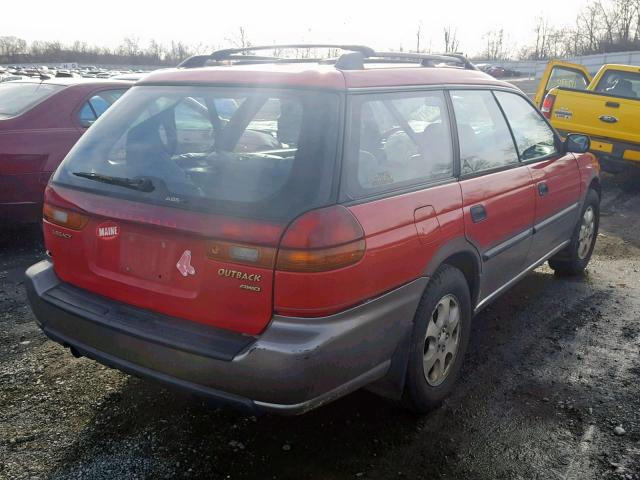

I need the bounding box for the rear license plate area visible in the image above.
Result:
[119,232,176,283]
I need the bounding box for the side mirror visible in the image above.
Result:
[564,134,590,154]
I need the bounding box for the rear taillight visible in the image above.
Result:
[276,206,365,272]
[541,94,556,119]
[43,203,88,230]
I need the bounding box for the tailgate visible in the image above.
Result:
[45,186,284,336]
[549,88,640,146]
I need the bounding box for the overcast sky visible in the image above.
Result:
[4,0,591,56]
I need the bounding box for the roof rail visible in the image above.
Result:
[176,44,477,71]
[178,44,376,68]
[371,52,478,70]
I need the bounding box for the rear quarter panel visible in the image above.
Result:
[274,182,465,316]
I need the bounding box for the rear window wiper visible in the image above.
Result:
[73,172,155,192]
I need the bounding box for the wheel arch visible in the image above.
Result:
[589,176,601,198]
[366,237,482,402]
[422,237,482,310]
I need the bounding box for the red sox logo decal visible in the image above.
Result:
[176,250,196,277]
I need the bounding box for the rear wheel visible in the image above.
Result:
[549,188,600,275]
[403,265,471,413]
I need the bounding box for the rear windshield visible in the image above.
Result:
[0,82,65,118]
[594,70,640,100]
[53,86,341,221]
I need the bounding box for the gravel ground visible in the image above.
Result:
[1,173,639,480]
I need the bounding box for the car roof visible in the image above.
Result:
[139,62,514,91]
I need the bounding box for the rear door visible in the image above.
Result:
[450,90,536,301]
[494,90,581,264]
[534,60,592,107]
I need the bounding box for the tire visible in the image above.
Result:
[402,265,472,413]
[548,188,600,276]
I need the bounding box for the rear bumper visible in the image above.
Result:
[26,260,426,415]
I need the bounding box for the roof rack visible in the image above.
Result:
[177,44,477,71]
[178,44,375,68]
[373,52,477,70]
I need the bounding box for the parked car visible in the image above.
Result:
[0,78,131,222]
[534,60,640,172]
[26,45,600,415]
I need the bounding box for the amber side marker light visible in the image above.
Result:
[275,206,366,273]
[43,203,89,230]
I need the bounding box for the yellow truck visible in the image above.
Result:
[534,60,640,172]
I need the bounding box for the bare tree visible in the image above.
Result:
[483,29,506,60]
[443,26,459,53]
[0,36,27,61]
[227,26,252,51]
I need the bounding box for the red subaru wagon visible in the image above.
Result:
[26,45,600,415]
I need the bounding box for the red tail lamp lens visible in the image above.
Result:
[276,206,365,272]
[541,94,556,119]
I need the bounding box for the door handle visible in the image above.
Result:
[599,115,618,123]
[538,182,549,197]
[470,205,486,223]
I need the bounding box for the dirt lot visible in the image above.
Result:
[1,173,639,480]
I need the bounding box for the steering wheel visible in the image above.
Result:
[379,126,404,143]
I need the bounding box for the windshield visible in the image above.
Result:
[0,82,65,118]
[53,85,341,221]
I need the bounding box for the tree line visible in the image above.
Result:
[480,0,640,60]
[0,36,207,66]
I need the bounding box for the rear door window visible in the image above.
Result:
[0,82,65,118]
[78,89,127,127]
[594,70,640,99]
[450,90,519,175]
[343,90,454,198]
[494,91,558,161]
[546,67,589,92]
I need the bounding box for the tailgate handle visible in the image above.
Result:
[599,115,618,123]
[605,101,620,108]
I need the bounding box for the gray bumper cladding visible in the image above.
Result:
[25,260,426,415]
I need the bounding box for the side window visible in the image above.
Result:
[494,91,558,161]
[78,89,126,127]
[345,91,453,197]
[78,102,96,127]
[546,67,589,92]
[450,90,518,175]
